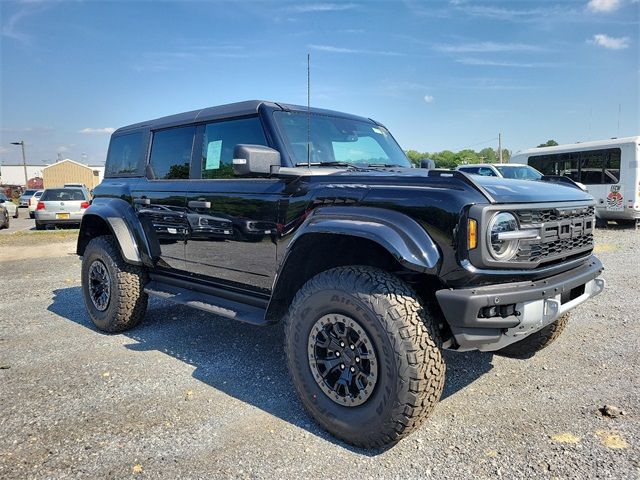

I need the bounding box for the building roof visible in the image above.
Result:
[42,159,97,171]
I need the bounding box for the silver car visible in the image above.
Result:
[34,188,90,230]
[19,189,39,207]
[0,193,18,218]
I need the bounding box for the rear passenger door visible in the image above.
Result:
[131,125,195,272]
[184,116,285,294]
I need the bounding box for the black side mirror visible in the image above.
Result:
[420,159,436,170]
[232,145,281,176]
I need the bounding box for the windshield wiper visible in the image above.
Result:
[295,161,360,168]
[367,163,404,168]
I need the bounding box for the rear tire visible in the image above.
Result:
[1,211,8,229]
[81,235,148,333]
[284,266,445,448]
[496,314,570,359]
[29,212,34,219]
[35,221,45,230]
[13,209,18,219]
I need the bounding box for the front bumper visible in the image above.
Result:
[436,257,604,351]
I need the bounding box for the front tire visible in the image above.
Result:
[284,266,445,448]
[496,314,570,359]
[81,235,149,333]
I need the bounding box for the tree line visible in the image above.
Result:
[405,139,558,169]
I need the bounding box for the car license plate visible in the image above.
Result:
[56,213,70,219]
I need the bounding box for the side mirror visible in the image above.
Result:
[420,159,436,170]
[232,145,281,176]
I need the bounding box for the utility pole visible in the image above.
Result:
[498,133,503,164]
[10,140,28,186]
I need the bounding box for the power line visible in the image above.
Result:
[454,136,498,151]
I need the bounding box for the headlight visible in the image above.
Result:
[487,212,519,261]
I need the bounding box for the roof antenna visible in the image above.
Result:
[307,52,311,169]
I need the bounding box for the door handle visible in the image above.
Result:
[133,197,150,205]
[188,200,211,209]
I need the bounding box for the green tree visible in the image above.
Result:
[478,147,497,163]
[537,139,558,148]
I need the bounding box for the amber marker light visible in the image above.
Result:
[468,219,477,250]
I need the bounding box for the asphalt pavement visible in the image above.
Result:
[0,228,638,479]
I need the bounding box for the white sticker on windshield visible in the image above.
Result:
[205,140,222,170]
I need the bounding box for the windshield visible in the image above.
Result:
[273,111,411,167]
[496,165,542,180]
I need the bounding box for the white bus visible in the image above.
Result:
[510,136,640,225]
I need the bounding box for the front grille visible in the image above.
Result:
[513,204,594,264]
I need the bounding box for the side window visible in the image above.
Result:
[201,117,267,179]
[460,167,478,174]
[149,126,195,180]
[105,132,144,176]
[580,148,620,184]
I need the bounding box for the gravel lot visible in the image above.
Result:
[0,227,638,479]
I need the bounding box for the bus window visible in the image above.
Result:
[529,148,621,185]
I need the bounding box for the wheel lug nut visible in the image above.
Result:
[340,364,345,370]
[355,357,360,362]
[350,366,355,373]
[335,351,340,357]
[350,344,355,350]
[340,341,345,347]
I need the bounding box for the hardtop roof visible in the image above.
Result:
[113,100,376,135]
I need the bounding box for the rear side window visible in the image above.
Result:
[149,126,195,179]
[41,189,87,201]
[105,132,145,176]
[201,117,267,179]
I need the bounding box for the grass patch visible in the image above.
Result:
[0,229,79,246]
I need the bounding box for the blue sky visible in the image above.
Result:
[1,0,638,166]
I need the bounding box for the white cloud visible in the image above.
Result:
[424,95,435,103]
[308,44,406,56]
[457,58,554,68]
[78,128,115,135]
[289,3,357,13]
[589,33,630,49]
[57,146,69,153]
[587,0,622,12]
[435,41,544,53]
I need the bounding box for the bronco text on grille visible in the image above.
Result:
[515,204,595,264]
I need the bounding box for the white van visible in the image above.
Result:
[510,136,640,224]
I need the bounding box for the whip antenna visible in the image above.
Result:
[307,53,311,168]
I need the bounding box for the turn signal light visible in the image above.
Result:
[468,219,477,249]
[37,202,45,210]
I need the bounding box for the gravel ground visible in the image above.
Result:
[0,227,638,479]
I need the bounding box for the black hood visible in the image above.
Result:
[328,167,594,204]
[472,176,594,204]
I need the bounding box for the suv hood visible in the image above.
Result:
[472,175,594,204]
[328,167,595,204]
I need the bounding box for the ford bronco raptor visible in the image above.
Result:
[77,100,604,448]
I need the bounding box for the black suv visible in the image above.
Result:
[77,100,604,448]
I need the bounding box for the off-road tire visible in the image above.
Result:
[284,265,445,448]
[81,235,148,333]
[496,314,570,359]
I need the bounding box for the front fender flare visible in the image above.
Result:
[283,206,440,274]
[77,198,155,266]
